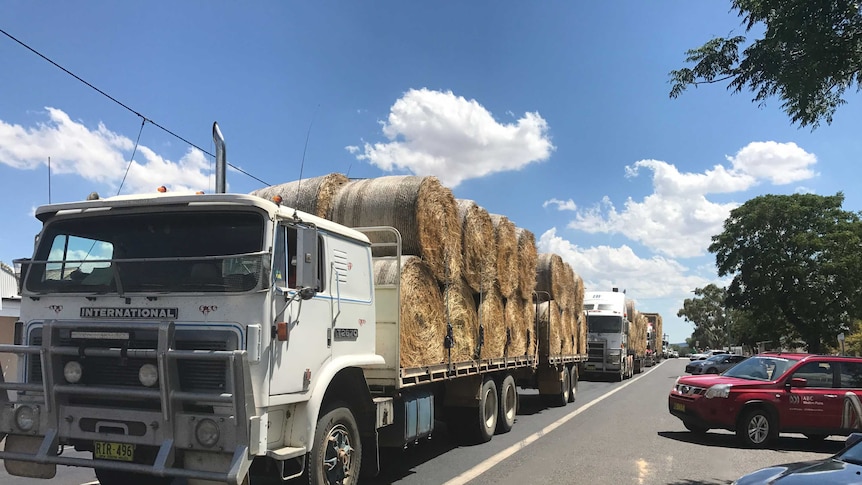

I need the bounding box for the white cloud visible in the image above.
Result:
[350,88,554,187]
[537,228,710,299]
[543,198,577,211]
[567,141,818,259]
[0,107,212,194]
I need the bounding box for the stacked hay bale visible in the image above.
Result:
[456,200,496,293]
[250,173,348,218]
[489,215,518,299]
[535,253,581,358]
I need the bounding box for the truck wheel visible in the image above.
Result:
[94,469,172,485]
[737,408,775,447]
[495,374,517,434]
[477,377,498,442]
[542,368,570,407]
[568,366,578,403]
[308,404,362,485]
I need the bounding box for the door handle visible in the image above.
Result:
[825,394,839,398]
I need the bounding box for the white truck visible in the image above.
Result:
[582,289,634,381]
[0,131,584,485]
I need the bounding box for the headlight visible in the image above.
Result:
[138,364,159,387]
[195,418,220,448]
[15,405,36,431]
[64,361,83,383]
[705,383,732,399]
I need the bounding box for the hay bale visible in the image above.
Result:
[578,312,587,355]
[374,256,445,368]
[572,271,585,314]
[489,214,517,298]
[515,228,537,300]
[561,306,577,355]
[478,285,506,359]
[535,253,566,303]
[537,300,563,358]
[250,173,348,218]
[330,176,461,283]
[456,199,497,293]
[445,278,479,363]
[504,297,532,356]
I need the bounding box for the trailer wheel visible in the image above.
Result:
[568,366,578,403]
[496,374,517,434]
[476,377,498,442]
[542,367,570,407]
[307,404,362,485]
[94,469,172,485]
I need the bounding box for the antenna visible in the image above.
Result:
[293,104,320,218]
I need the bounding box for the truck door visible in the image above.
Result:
[269,224,332,395]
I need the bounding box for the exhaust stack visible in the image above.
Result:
[213,122,226,194]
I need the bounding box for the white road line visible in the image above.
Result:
[442,361,665,485]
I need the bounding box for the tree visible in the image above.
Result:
[669,0,862,128]
[710,193,862,353]
[678,284,732,350]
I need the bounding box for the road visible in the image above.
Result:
[1,358,846,484]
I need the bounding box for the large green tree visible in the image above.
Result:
[710,193,862,353]
[678,284,732,350]
[669,0,862,128]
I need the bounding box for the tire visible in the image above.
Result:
[307,404,362,485]
[737,409,775,447]
[542,368,570,407]
[683,421,708,434]
[496,374,517,434]
[94,469,172,485]
[568,366,578,403]
[706,368,719,374]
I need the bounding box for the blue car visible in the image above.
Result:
[733,433,862,484]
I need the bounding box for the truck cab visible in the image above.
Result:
[582,289,631,381]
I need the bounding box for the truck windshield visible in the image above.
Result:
[587,315,623,333]
[22,210,267,294]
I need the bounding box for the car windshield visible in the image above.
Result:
[722,356,798,381]
[837,436,862,465]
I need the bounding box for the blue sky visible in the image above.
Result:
[2,2,861,344]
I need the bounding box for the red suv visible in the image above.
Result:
[669,352,862,447]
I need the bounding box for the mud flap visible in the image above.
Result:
[3,435,57,479]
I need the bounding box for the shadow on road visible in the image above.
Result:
[658,430,846,453]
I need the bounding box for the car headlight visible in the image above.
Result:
[64,361,83,384]
[195,418,220,448]
[15,405,36,432]
[138,363,159,387]
[705,383,732,399]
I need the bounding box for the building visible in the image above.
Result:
[1,262,21,391]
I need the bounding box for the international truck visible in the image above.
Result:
[582,289,638,381]
[0,128,585,485]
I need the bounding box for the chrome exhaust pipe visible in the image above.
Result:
[213,122,226,193]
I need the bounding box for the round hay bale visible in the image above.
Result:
[456,199,497,293]
[515,228,537,300]
[573,273,585,314]
[535,253,565,304]
[445,278,479,363]
[578,312,587,355]
[504,297,531,356]
[374,256,445,368]
[330,176,461,283]
[250,173,348,218]
[489,214,517,298]
[626,299,636,323]
[478,285,505,360]
[537,300,563,358]
[561,306,576,355]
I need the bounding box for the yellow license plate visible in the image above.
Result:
[94,441,135,462]
[586,364,596,370]
[673,402,686,412]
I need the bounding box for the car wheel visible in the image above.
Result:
[805,433,828,442]
[706,367,719,374]
[683,421,708,434]
[738,408,775,447]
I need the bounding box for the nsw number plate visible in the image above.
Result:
[673,402,686,412]
[94,441,135,462]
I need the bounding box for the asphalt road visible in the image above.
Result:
[1,358,846,484]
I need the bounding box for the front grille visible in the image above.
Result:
[587,343,605,362]
[28,332,234,394]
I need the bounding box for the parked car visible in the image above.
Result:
[669,352,862,447]
[732,433,862,484]
[689,349,728,361]
[685,354,747,375]
[670,350,679,358]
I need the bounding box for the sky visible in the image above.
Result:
[2,2,861,345]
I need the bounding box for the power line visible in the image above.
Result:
[0,27,270,188]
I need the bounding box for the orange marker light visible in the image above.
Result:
[157,186,167,193]
[273,195,283,205]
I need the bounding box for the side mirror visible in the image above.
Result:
[787,377,807,389]
[298,286,316,300]
[295,225,319,291]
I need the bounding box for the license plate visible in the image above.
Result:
[673,402,686,412]
[94,441,135,462]
[586,364,596,370]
